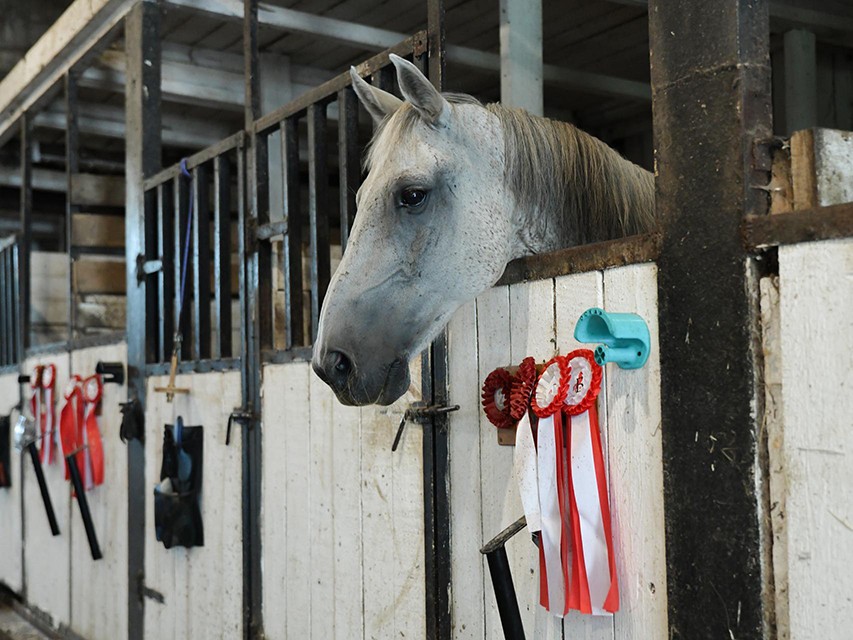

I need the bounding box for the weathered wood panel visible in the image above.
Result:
[261,361,425,640]
[67,342,128,640]
[0,372,23,594]
[447,264,667,639]
[22,353,71,629]
[776,238,853,638]
[71,213,125,248]
[144,371,243,640]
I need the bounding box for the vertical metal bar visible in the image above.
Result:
[65,72,80,341]
[237,144,247,374]
[307,103,330,343]
[337,87,360,253]
[783,29,817,135]
[158,181,175,362]
[423,1,451,637]
[649,1,772,637]
[243,1,264,637]
[12,244,21,365]
[214,155,232,359]
[125,4,161,639]
[19,114,32,352]
[192,164,212,360]
[281,118,303,349]
[0,249,7,366]
[144,185,160,363]
[175,174,191,360]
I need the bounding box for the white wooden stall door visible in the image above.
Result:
[261,361,425,640]
[776,238,853,640]
[67,342,129,640]
[447,264,668,639]
[0,372,23,594]
[144,371,243,640]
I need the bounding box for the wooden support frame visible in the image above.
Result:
[650,1,774,637]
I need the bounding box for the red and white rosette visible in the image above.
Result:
[481,368,515,430]
[60,376,85,481]
[80,375,105,490]
[531,356,571,616]
[563,349,618,615]
[512,357,540,533]
[41,364,59,466]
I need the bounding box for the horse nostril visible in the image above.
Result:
[332,351,351,375]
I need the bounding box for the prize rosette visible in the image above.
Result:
[561,349,618,616]
[512,356,542,538]
[60,376,85,481]
[481,367,515,429]
[80,375,105,490]
[509,356,537,421]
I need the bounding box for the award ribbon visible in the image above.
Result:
[81,375,105,490]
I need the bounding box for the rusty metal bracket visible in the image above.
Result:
[392,402,459,452]
[227,407,255,446]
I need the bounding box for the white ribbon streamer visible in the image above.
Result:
[513,410,540,532]
[569,411,612,615]
[537,413,564,614]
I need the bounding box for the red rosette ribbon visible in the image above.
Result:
[80,374,105,490]
[562,349,602,416]
[481,368,515,429]
[531,356,570,418]
[509,357,537,421]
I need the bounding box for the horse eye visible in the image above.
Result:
[400,188,428,208]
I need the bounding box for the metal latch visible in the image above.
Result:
[391,402,460,452]
[136,254,163,284]
[226,408,255,446]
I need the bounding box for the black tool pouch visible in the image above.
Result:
[0,415,11,488]
[154,423,203,549]
[120,399,145,443]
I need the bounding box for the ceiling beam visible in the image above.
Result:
[0,0,135,147]
[0,165,67,192]
[165,0,651,101]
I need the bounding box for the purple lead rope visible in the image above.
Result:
[177,158,193,336]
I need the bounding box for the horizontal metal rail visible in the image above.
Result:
[144,131,245,191]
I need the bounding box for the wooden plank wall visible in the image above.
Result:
[67,342,129,640]
[143,371,243,640]
[770,238,853,638]
[447,264,667,639]
[261,361,426,639]
[0,372,22,594]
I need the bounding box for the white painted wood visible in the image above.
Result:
[813,129,853,206]
[144,372,243,640]
[447,301,485,640]
[499,0,543,116]
[0,372,23,594]
[777,239,853,639]
[507,279,562,640]
[67,342,129,640]
[22,353,71,630]
[602,264,668,639]
[554,271,614,639]
[261,361,424,639]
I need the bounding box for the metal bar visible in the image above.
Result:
[66,72,80,341]
[144,184,160,363]
[497,233,662,286]
[337,87,360,253]
[20,114,32,352]
[307,104,330,343]
[11,245,21,365]
[243,1,264,637]
[649,1,772,637]
[192,164,212,360]
[253,33,424,135]
[144,131,244,191]
[28,443,60,536]
[144,357,241,377]
[214,154,232,359]
[157,181,175,362]
[175,174,192,361]
[783,29,817,134]
[67,452,103,560]
[124,4,161,639]
[0,249,7,366]
[281,118,303,349]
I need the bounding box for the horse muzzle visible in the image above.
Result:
[312,348,410,407]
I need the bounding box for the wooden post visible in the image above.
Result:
[650,0,774,637]
[125,3,161,639]
[783,29,817,134]
[499,0,543,116]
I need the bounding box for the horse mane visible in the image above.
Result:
[366,94,656,247]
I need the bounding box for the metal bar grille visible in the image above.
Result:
[191,164,212,360]
[157,181,175,361]
[214,155,232,359]
[307,103,330,344]
[337,86,360,253]
[281,117,303,349]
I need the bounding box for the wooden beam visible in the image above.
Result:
[0,0,134,146]
[0,166,67,192]
[165,0,651,101]
[499,0,543,115]
[783,30,817,135]
[743,202,853,251]
[70,173,126,208]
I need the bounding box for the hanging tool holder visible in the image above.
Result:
[0,415,11,488]
[154,421,204,549]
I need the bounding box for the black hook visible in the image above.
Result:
[17,374,30,384]
[96,362,125,385]
[226,408,254,446]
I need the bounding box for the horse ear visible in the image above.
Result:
[389,54,450,127]
[350,67,403,124]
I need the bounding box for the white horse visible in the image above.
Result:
[312,54,655,406]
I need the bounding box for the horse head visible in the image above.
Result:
[312,55,518,406]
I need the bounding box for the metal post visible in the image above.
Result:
[65,72,79,341]
[125,3,161,638]
[307,103,329,342]
[281,118,303,348]
[243,1,264,636]
[649,1,773,637]
[19,114,32,353]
